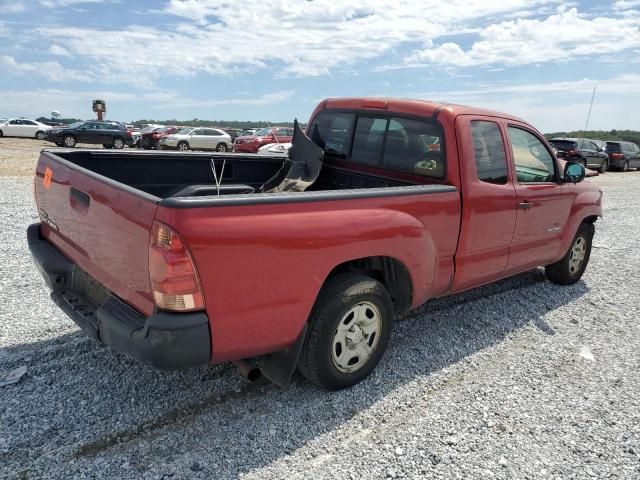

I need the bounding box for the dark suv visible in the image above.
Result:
[605,141,640,171]
[549,137,609,173]
[46,121,133,149]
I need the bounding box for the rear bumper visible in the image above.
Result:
[233,143,259,153]
[608,157,627,169]
[27,223,211,370]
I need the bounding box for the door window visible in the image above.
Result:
[9,120,22,125]
[508,127,556,183]
[193,129,206,136]
[470,121,508,184]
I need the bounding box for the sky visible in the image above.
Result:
[0,0,639,132]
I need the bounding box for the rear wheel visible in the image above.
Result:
[35,131,46,140]
[215,142,228,152]
[298,273,393,390]
[599,159,608,174]
[177,141,189,152]
[63,135,76,147]
[546,223,594,285]
[112,137,125,149]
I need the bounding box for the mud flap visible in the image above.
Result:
[258,324,308,388]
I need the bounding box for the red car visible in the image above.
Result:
[28,97,602,390]
[139,126,182,149]
[233,126,294,153]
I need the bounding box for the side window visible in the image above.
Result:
[351,117,388,166]
[193,129,205,136]
[23,120,37,126]
[203,129,217,136]
[508,127,556,183]
[381,117,444,178]
[470,121,508,184]
[10,120,22,125]
[309,112,354,157]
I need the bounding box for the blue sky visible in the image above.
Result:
[0,0,639,132]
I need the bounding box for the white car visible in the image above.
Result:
[258,142,292,155]
[0,118,52,139]
[159,127,233,152]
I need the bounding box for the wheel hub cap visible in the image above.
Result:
[568,237,586,274]
[332,302,382,373]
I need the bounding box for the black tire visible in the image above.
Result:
[545,223,594,285]
[0,130,3,137]
[112,137,125,149]
[216,142,228,152]
[599,160,608,174]
[35,131,46,140]
[177,141,189,152]
[102,144,112,149]
[55,142,63,147]
[298,273,393,390]
[63,135,76,148]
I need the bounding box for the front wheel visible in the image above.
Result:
[599,160,608,174]
[298,273,393,390]
[215,142,228,152]
[35,131,46,140]
[546,223,594,285]
[177,141,189,152]
[63,135,76,147]
[112,138,125,149]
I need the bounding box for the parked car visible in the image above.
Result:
[604,141,640,171]
[222,128,245,142]
[139,126,182,149]
[28,97,602,390]
[240,128,259,137]
[45,121,133,149]
[548,137,609,173]
[234,127,294,153]
[0,118,52,139]
[258,142,292,155]
[159,127,232,152]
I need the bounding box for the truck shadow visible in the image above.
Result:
[1,269,588,478]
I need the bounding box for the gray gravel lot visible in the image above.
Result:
[1,172,639,479]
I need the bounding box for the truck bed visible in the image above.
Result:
[47,149,413,201]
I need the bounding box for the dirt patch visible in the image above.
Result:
[0,137,106,176]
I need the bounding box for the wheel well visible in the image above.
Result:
[583,215,598,225]
[325,256,412,313]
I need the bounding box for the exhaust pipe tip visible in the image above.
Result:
[233,360,261,382]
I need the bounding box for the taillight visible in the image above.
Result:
[610,153,624,160]
[149,221,205,312]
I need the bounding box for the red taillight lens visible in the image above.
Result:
[149,221,204,312]
[610,153,624,160]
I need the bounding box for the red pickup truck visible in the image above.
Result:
[28,98,602,390]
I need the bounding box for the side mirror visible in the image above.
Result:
[564,162,586,184]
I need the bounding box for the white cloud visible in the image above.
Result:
[404,8,640,67]
[34,0,564,83]
[0,2,26,13]
[48,44,70,56]
[0,56,91,82]
[613,0,640,10]
[411,73,640,132]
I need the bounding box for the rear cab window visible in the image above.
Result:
[471,121,508,184]
[606,142,622,153]
[308,110,445,179]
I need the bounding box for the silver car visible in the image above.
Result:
[159,127,233,152]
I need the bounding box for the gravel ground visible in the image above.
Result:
[1,169,640,479]
[0,137,123,176]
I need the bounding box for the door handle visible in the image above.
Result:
[518,201,533,210]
